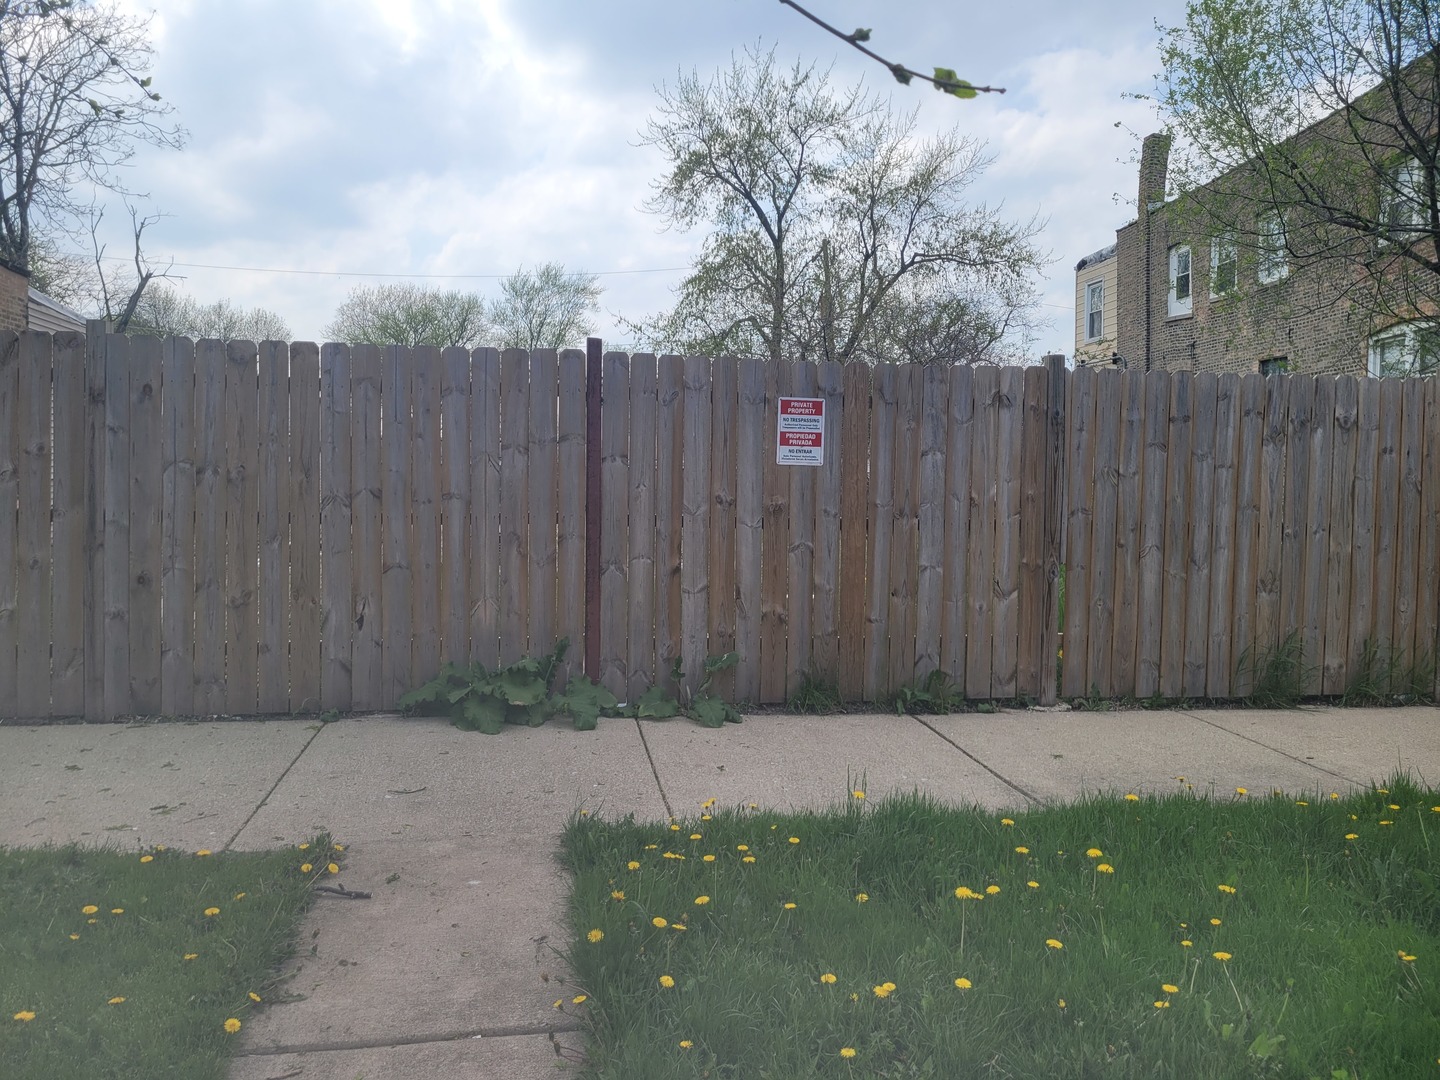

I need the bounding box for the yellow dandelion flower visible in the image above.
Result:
[702,854,716,862]
[1235,788,1247,796]
[204,907,220,917]
[652,917,668,928]
[1399,951,1417,963]
[1330,793,1340,799]
[327,862,339,874]
[1161,984,1179,994]
[1218,884,1236,894]
[872,983,893,998]
[1058,998,1067,1009]
[1212,951,1233,961]
[627,861,640,871]
[1180,940,1193,948]
[234,892,247,900]
[670,823,681,831]
[81,905,98,915]
[736,844,749,852]
[820,973,837,984]
[954,977,972,989]
[248,992,261,1002]
[689,833,702,841]
[852,789,866,799]
[223,1018,241,1033]
[196,849,212,856]
[1124,793,1139,801]
[611,890,625,901]
[1096,864,1114,874]
[571,994,587,1004]
[783,902,797,910]
[69,933,79,940]
[742,855,756,863]
[1210,918,1222,926]
[955,886,981,900]
[183,953,198,960]
[788,836,800,845]
[1378,788,1389,795]
[14,1011,36,1022]
[333,844,345,851]
[644,843,658,850]
[680,1039,694,1048]
[1027,880,1040,888]
[1153,1000,1170,1009]
[1046,939,1064,950]
[1000,818,1015,826]
[672,923,687,931]
[552,999,563,1009]
[300,863,313,873]
[659,974,676,988]
[1086,848,1103,858]
[839,1046,858,1058]
[298,843,310,850]
[107,997,125,1005]
[855,892,869,902]
[140,855,153,863]
[694,895,710,905]
[1015,845,1030,854]
[1379,820,1394,826]
[111,908,124,915]
[86,918,96,924]
[587,929,604,943]
[986,884,1002,894]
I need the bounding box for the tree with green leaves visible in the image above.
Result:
[1148,0,1440,324]
[630,47,1044,365]
[488,262,601,350]
[126,284,291,342]
[0,0,182,271]
[324,282,492,348]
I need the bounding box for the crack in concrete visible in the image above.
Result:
[633,718,674,819]
[909,714,1041,805]
[1172,709,1362,786]
[223,724,328,852]
[234,1020,584,1057]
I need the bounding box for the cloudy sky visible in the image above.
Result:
[86,0,1190,355]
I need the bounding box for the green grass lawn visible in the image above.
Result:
[1,839,340,1080]
[562,777,1440,1078]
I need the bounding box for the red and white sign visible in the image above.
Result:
[777,397,825,466]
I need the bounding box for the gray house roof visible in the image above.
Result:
[28,286,86,335]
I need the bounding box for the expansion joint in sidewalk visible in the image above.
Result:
[1173,709,1361,786]
[234,1020,584,1057]
[633,718,674,819]
[910,714,1040,805]
[222,722,328,852]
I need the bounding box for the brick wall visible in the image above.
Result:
[0,260,28,334]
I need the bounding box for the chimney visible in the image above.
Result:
[1138,133,1172,212]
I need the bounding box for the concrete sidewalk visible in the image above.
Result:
[2,705,1436,1079]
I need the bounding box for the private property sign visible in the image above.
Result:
[777,397,825,466]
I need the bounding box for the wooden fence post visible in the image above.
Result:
[585,337,602,684]
[1040,354,1067,706]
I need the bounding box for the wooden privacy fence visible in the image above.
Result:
[1,326,1437,720]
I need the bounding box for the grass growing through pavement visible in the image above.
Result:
[1,838,341,1080]
[562,778,1440,1078]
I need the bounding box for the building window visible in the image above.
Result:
[1210,235,1238,297]
[1368,321,1440,377]
[1168,245,1192,316]
[1257,213,1288,284]
[1260,356,1288,376]
[1381,157,1424,244]
[1084,280,1104,342]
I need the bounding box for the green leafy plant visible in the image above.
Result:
[787,671,843,714]
[398,640,616,733]
[1234,631,1312,708]
[612,653,742,728]
[892,669,963,715]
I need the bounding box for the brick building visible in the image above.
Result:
[1080,65,1440,380]
[0,259,29,334]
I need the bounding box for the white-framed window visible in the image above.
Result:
[1168,245,1192,316]
[1259,356,1288,377]
[1210,235,1238,297]
[1257,213,1288,284]
[1381,157,1424,244]
[1368,320,1440,377]
[1084,280,1104,342]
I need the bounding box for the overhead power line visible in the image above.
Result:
[78,252,694,280]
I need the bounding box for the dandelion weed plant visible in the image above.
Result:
[563,778,1440,1078]
[1,838,338,1080]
